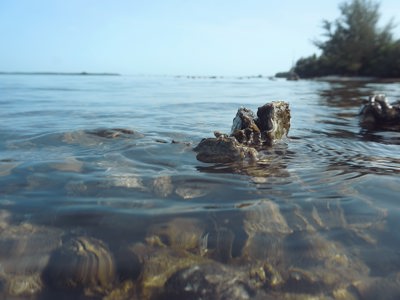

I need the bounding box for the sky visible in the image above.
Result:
[0,0,399,76]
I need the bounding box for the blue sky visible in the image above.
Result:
[0,0,399,76]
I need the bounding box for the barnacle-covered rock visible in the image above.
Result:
[284,231,342,267]
[103,280,139,300]
[240,200,292,265]
[131,244,209,300]
[161,263,268,300]
[43,236,116,297]
[282,231,370,294]
[194,101,290,163]
[248,261,284,290]
[146,217,206,254]
[360,94,400,130]
[243,200,292,236]
[241,232,286,267]
[207,225,237,263]
[194,135,258,163]
[283,268,326,294]
[231,101,291,146]
[5,274,43,298]
[0,218,62,298]
[0,223,62,274]
[231,107,262,145]
[352,272,400,300]
[257,101,291,142]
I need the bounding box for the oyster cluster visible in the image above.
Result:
[231,101,291,145]
[360,94,400,130]
[194,101,291,163]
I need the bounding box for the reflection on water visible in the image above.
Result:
[1,75,400,299]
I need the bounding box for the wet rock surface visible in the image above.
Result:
[194,101,291,163]
[194,135,258,163]
[360,94,400,130]
[232,102,291,145]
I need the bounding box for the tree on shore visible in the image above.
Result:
[294,0,400,78]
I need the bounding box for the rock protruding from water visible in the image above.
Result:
[194,101,290,163]
[232,101,291,146]
[193,135,258,163]
[360,94,400,130]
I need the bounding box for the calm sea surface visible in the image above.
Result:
[1,74,400,299]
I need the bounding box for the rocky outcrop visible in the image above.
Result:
[193,135,258,163]
[194,101,291,163]
[360,94,400,130]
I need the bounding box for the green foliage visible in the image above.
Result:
[294,0,400,78]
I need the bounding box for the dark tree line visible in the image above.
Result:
[294,0,400,78]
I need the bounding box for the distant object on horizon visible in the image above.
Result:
[0,71,120,76]
[275,69,300,81]
[175,74,272,80]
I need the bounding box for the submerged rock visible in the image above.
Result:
[360,94,400,130]
[87,128,138,139]
[62,128,144,147]
[146,217,206,254]
[0,219,62,298]
[243,200,292,236]
[161,263,262,300]
[132,245,208,300]
[194,135,258,163]
[43,236,116,297]
[352,272,400,300]
[194,101,290,163]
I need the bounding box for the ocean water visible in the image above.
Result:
[1,74,400,299]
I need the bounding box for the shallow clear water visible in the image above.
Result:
[1,74,400,299]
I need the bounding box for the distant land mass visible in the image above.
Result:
[287,0,400,79]
[0,71,120,76]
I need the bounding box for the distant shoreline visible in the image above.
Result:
[0,71,120,76]
[306,75,400,83]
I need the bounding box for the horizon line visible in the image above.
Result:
[0,71,121,76]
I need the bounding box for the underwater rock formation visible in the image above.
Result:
[0,192,390,299]
[161,263,268,300]
[43,236,117,297]
[360,94,400,130]
[0,214,62,298]
[194,101,291,163]
[87,128,139,139]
